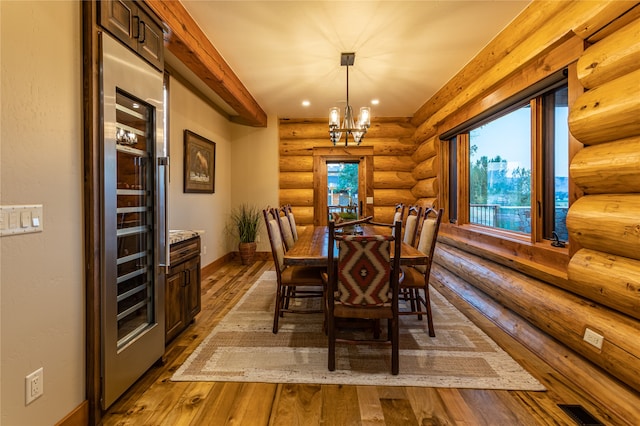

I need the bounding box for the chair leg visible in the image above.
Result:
[285,286,298,311]
[373,319,381,340]
[391,316,399,375]
[273,285,282,334]
[386,318,391,341]
[412,289,422,320]
[424,286,435,337]
[328,314,336,371]
[322,288,327,335]
[283,287,291,311]
[404,288,417,316]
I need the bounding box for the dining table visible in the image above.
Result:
[283,224,428,267]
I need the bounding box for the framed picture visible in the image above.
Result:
[183,130,216,193]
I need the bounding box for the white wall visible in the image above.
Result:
[0,2,85,425]
[230,116,280,253]
[0,3,281,424]
[168,74,280,258]
[168,77,234,265]
[168,76,280,258]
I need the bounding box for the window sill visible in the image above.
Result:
[438,222,569,288]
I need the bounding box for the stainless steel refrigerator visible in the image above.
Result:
[100,31,167,409]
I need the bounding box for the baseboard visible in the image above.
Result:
[238,251,271,261]
[55,400,88,426]
[201,252,234,276]
[201,251,271,276]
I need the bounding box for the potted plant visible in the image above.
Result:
[230,203,262,265]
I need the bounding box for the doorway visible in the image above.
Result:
[328,162,359,221]
[313,146,373,226]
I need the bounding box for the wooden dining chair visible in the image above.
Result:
[399,207,443,337]
[403,205,423,247]
[325,217,402,375]
[263,209,325,334]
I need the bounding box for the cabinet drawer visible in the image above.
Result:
[170,237,200,265]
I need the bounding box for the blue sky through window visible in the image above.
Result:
[470,106,531,177]
[470,105,569,179]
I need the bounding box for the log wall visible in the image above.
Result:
[434,244,640,393]
[409,0,640,418]
[278,118,418,224]
[566,12,640,326]
[410,136,440,210]
[275,2,640,417]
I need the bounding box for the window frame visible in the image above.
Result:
[448,85,567,246]
[436,39,585,278]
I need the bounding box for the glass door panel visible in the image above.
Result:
[115,90,154,348]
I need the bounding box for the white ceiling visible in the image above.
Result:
[179,1,531,120]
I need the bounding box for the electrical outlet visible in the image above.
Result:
[25,367,44,404]
[583,328,604,350]
[203,246,207,255]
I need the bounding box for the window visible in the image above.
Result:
[446,76,569,245]
[448,136,458,222]
[542,86,569,241]
[469,105,532,233]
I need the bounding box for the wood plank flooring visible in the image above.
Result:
[102,259,626,425]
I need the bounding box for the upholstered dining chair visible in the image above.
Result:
[391,203,405,238]
[403,205,423,247]
[273,207,296,251]
[263,209,324,334]
[325,217,402,375]
[283,204,301,242]
[399,207,443,337]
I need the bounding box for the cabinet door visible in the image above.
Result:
[165,266,185,343]
[99,0,164,70]
[99,0,137,53]
[184,257,201,320]
[136,6,164,70]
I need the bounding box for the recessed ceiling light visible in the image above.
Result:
[371,99,379,105]
[302,100,310,107]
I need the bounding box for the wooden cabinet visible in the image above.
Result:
[166,236,201,343]
[99,0,164,70]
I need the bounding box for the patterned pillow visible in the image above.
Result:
[336,235,393,306]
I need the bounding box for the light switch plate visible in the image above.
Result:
[0,205,43,237]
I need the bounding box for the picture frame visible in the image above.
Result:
[183,130,216,193]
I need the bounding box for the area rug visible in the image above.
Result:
[172,271,545,390]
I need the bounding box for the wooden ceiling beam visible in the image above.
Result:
[145,0,267,127]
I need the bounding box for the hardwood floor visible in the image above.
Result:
[102,259,625,425]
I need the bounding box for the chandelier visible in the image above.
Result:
[329,52,371,146]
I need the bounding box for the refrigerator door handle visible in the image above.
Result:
[158,156,169,268]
